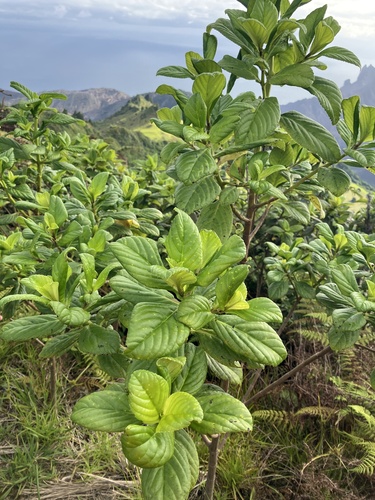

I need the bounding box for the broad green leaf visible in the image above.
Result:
[200,229,222,268]
[197,202,233,242]
[0,315,66,342]
[141,430,199,500]
[318,46,361,68]
[126,303,190,359]
[232,297,283,323]
[182,126,209,142]
[268,279,290,300]
[190,388,252,434]
[306,77,342,124]
[199,332,243,367]
[215,265,249,309]
[69,178,91,204]
[331,264,359,296]
[175,176,221,213]
[316,283,355,309]
[328,327,359,351]
[157,65,193,79]
[39,330,81,358]
[172,344,207,395]
[209,114,241,144]
[332,307,366,332]
[218,55,258,81]
[52,250,72,301]
[0,293,49,309]
[269,63,314,88]
[128,370,169,424]
[240,18,268,48]
[109,275,175,305]
[121,426,174,468]
[87,229,107,253]
[176,296,214,330]
[183,93,207,129]
[210,315,287,366]
[78,324,120,354]
[80,252,97,292]
[49,195,68,227]
[206,355,244,384]
[152,119,184,138]
[192,72,226,114]
[175,149,217,185]
[157,392,203,432]
[110,237,165,288]
[280,111,341,162]
[294,281,316,299]
[342,96,360,138]
[197,235,246,287]
[156,84,189,109]
[163,268,197,291]
[359,106,375,143]
[97,352,131,378]
[50,302,90,327]
[72,390,138,431]
[235,97,280,143]
[165,209,203,271]
[89,172,109,200]
[317,167,350,196]
[193,59,222,75]
[299,5,327,48]
[185,51,203,74]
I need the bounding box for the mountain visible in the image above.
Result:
[1,88,131,121]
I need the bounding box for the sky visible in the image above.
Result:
[1,0,375,105]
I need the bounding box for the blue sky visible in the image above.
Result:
[1,0,374,104]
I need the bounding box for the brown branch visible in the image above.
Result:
[244,346,332,406]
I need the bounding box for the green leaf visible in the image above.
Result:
[121,426,174,468]
[215,265,249,309]
[72,390,138,432]
[183,93,207,129]
[318,46,361,68]
[97,352,130,378]
[49,195,68,227]
[328,327,359,351]
[39,330,81,358]
[359,106,375,143]
[0,315,66,342]
[78,324,120,354]
[235,97,280,144]
[200,229,222,268]
[69,178,91,204]
[218,55,259,81]
[280,111,341,162]
[190,387,252,434]
[177,296,214,330]
[110,237,165,288]
[126,303,190,359]
[175,149,217,185]
[331,264,359,296]
[203,32,218,59]
[157,65,194,79]
[128,370,169,424]
[306,77,342,124]
[50,302,90,327]
[192,72,226,114]
[317,167,350,196]
[165,209,203,271]
[210,315,287,366]
[209,114,241,144]
[268,279,290,300]
[206,355,244,384]
[109,275,175,305]
[269,63,314,88]
[332,307,366,332]
[156,357,186,383]
[175,176,221,214]
[155,84,189,109]
[232,297,283,323]
[89,172,109,200]
[197,202,233,242]
[141,430,199,500]
[309,21,334,55]
[157,392,203,432]
[21,274,60,301]
[172,344,207,395]
[197,235,246,287]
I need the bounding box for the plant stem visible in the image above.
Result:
[244,346,332,406]
[204,435,220,500]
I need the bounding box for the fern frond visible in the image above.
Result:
[252,410,291,427]
[345,434,375,475]
[295,406,336,420]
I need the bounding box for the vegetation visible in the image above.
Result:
[1,0,375,499]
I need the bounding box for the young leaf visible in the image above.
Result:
[121,426,175,468]
[269,63,314,88]
[72,390,139,432]
[128,370,170,424]
[317,167,350,196]
[172,344,207,395]
[156,392,203,432]
[306,77,342,124]
[176,295,214,330]
[165,209,203,272]
[192,72,226,114]
[215,265,249,309]
[232,297,283,323]
[183,93,207,129]
[197,202,233,242]
[235,97,280,143]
